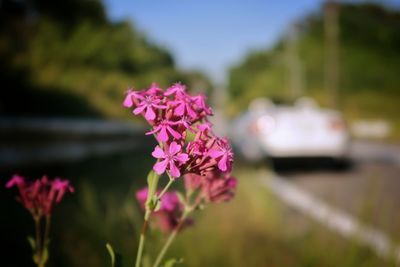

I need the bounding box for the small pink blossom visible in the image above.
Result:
[204,172,237,203]
[6,174,25,188]
[133,94,166,121]
[177,116,196,132]
[209,138,234,172]
[170,94,198,119]
[51,178,75,203]
[146,119,181,142]
[152,142,189,178]
[123,89,136,108]
[192,93,213,116]
[164,83,186,97]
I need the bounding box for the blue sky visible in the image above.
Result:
[103,0,399,85]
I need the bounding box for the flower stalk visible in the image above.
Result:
[135,210,151,267]
[6,175,73,267]
[126,82,237,267]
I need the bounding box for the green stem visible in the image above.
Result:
[152,210,190,267]
[157,178,174,201]
[135,210,151,267]
[40,215,51,267]
[34,216,42,267]
[44,215,51,248]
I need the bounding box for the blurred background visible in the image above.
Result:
[1,0,400,266]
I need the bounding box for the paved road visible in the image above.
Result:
[275,140,400,242]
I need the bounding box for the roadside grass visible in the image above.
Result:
[1,154,395,267]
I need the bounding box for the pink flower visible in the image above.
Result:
[6,174,25,188]
[209,138,234,172]
[133,94,166,121]
[51,178,74,203]
[192,93,213,116]
[123,88,136,108]
[146,119,181,142]
[152,142,189,178]
[164,83,186,97]
[6,175,74,216]
[204,172,237,203]
[177,116,195,132]
[170,93,198,119]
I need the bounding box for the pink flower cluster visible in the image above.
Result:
[6,174,74,216]
[136,188,190,233]
[126,82,237,232]
[123,82,234,180]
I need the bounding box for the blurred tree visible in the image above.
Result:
[228,2,400,125]
[0,0,211,118]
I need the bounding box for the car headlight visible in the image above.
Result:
[255,115,276,135]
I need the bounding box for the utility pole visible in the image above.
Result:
[324,0,340,108]
[286,23,304,100]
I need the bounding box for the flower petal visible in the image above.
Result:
[174,153,189,164]
[217,158,227,172]
[152,146,165,158]
[133,104,146,115]
[168,142,181,155]
[123,93,134,107]
[168,162,181,178]
[167,126,182,139]
[174,103,185,116]
[157,126,169,142]
[153,159,168,175]
[144,107,156,121]
[209,149,224,158]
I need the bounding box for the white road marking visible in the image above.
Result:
[260,170,400,263]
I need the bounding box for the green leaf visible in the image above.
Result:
[105,243,124,267]
[27,236,35,251]
[146,170,160,209]
[163,258,184,267]
[106,243,115,267]
[40,247,49,266]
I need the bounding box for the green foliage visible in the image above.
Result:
[0,0,211,118]
[146,170,161,211]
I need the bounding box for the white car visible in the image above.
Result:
[230,97,350,162]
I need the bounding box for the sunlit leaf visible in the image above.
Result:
[146,170,160,210]
[40,247,49,266]
[106,243,115,267]
[105,243,124,267]
[27,236,35,251]
[163,258,183,267]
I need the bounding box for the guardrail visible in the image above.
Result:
[0,117,150,168]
